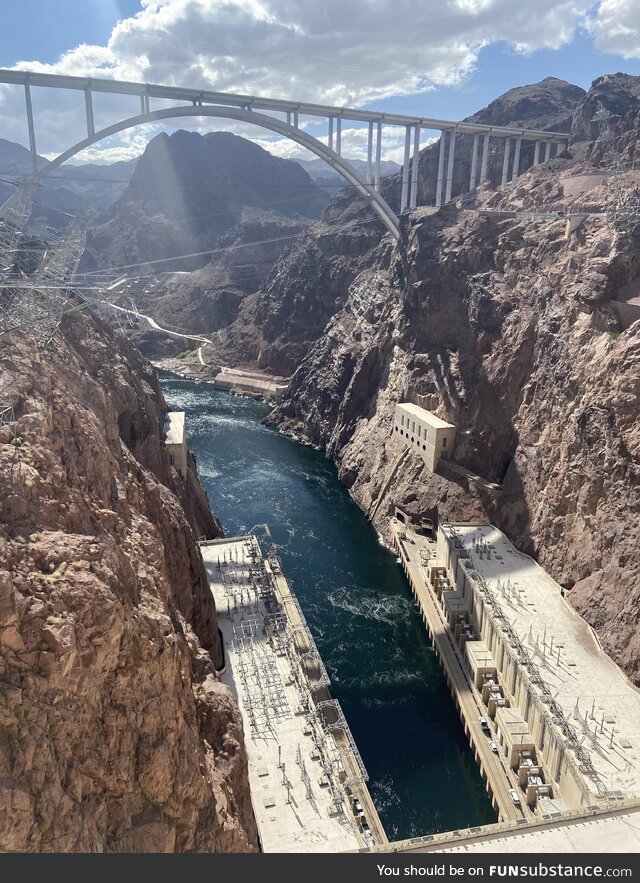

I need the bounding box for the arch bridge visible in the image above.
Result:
[0,69,570,241]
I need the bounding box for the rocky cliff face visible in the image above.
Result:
[81,130,327,273]
[210,219,391,375]
[207,78,587,377]
[270,97,640,684]
[81,130,329,360]
[0,314,258,852]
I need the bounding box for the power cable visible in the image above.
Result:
[75,214,384,279]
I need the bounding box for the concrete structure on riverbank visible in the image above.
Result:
[163,411,187,477]
[394,404,456,471]
[200,532,385,852]
[437,522,640,811]
[378,799,640,854]
[389,518,640,853]
[213,368,289,402]
[391,517,640,826]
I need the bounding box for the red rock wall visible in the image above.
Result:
[0,314,257,852]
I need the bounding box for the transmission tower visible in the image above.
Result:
[34,214,89,283]
[0,179,41,271]
[1,206,90,348]
[593,104,640,234]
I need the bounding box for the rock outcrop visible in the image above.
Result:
[0,314,258,852]
[81,130,327,273]
[207,78,588,376]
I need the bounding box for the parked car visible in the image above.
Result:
[479,716,490,730]
[489,740,498,753]
[508,788,521,806]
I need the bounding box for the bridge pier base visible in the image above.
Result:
[480,133,490,183]
[401,125,411,212]
[470,134,479,190]
[375,121,382,191]
[410,124,420,209]
[511,136,522,187]
[533,141,541,166]
[501,137,511,188]
[435,130,446,207]
[445,129,456,203]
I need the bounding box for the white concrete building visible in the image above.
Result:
[163,411,187,478]
[437,522,640,811]
[393,403,456,471]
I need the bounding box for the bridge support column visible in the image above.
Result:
[544,141,551,162]
[401,125,411,212]
[435,130,446,207]
[470,134,479,190]
[445,128,456,203]
[84,89,95,137]
[375,121,382,191]
[533,141,541,166]
[367,121,373,184]
[293,110,299,128]
[140,93,150,115]
[480,133,490,182]
[511,136,522,187]
[501,137,511,188]
[24,84,38,177]
[328,116,334,151]
[336,117,342,156]
[410,124,420,209]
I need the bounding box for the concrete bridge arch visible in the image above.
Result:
[36,105,402,239]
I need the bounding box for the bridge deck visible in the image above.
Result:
[0,69,570,140]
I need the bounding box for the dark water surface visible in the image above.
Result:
[161,372,496,841]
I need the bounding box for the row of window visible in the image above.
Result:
[395,422,448,448]
[395,425,428,451]
[399,413,423,438]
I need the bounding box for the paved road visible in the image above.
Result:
[104,301,213,365]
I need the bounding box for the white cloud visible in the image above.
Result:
[0,0,631,170]
[592,0,640,59]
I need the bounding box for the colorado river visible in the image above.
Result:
[161,371,497,841]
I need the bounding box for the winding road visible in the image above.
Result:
[103,301,212,365]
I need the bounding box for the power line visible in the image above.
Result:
[76,214,383,279]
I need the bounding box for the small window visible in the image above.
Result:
[443,437,447,447]
[169,454,175,465]
[400,430,404,436]
[395,426,398,432]
[423,444,426,451]
[411,436,415,443]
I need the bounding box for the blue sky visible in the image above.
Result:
[0,1,141,68]
[0,0,639,164]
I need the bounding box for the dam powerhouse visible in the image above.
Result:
[168,401,640,853]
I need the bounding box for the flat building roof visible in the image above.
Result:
[466,640,496,668]
[442,522,640,801]
[396,403,455,430]
[442,589,467,608]
[163,411,185,446]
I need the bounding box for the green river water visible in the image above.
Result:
[161,371,497,841]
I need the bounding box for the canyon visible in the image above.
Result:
[2,69,640,853]
[0,314,258,852]
[208,76,640,685]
